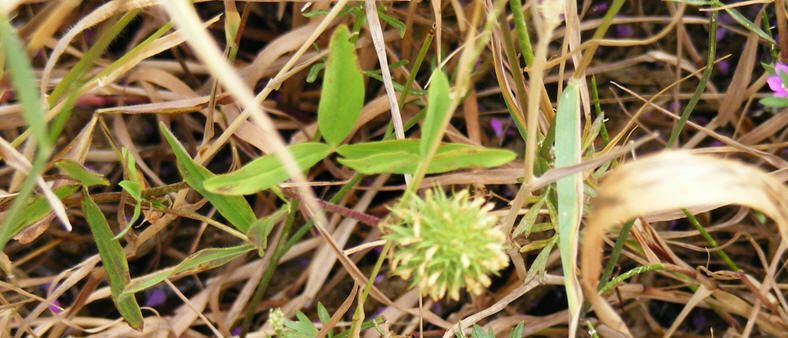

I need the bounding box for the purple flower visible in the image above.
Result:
[490,118,504,138]
[145,288,168,307]
[767,63,788,97]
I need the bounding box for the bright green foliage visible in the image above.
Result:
[384,187,508,300]
[122,244,255,296]
[115,148,142,240]
[554,79,582,323]
[0,12,53,253]
[318,24,364,147]
[421,69,450,157]
[160,123,256,231]
[55,159,109,186]
[246,205,289,255]
[81,190,143,329]
[337,140,515,175]
[204,142,332,195]
[3,185,78,241]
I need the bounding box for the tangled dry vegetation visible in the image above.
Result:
[2,0,788,337]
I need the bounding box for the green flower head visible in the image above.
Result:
[384,187,509,300]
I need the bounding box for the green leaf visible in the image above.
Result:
[421,69,451,157]
[724,7,775,44]
[284,311,319,337]
[0,14,50,153]
[160,123,256,231]
[81,189,143,329]
[337,140,515,174]
[377,8,406,38]
[123,244,255,296]
[119,180,141,202]
[6,185,78,240]
[246,205,289,254]
[55,160,109,187]
[0,12,54,253]
[318,25,365,147]
[553,80,582,322]
[759,96,788,109]
[513,190,549,238]
[204,142,332,196]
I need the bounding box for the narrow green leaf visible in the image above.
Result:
[0,12,53,253]
[421,69,450,157]
[203,142,332,196]
[160,123,256,231]
[524,235,557,283]
[553,80,582,322]
[81,189,143,329]
[759,96,788,108]
[123,244,254,296]
[247,205,289,254]
[318,25,365,147]
[0,14,50,153]
[55,160,109,187]
[337,140,515,174]
[6,185,78,240]
[512,190,549,238]
[118,180,142,202]
[724,7,775,44]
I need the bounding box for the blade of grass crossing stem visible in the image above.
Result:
[122,244,255,296]
[554,79,583,328]
[421,69,450,157]
[666,8,716,148]
[160,123,256,232]
[317,24,365,148]
[0,14,54,253]
[81,189,143,329]
[48,10,140,142]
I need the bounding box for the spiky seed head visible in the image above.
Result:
[384,186,509,301]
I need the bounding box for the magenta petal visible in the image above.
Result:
[775,62,788,76]
[767,76,788,97]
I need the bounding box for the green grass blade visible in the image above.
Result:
[337,140,515,174]
[122,244,255,296]
[81,189,143,329]
[553,79,583,324]
[0,13,54,253]
[421,69,450,157]
[55,160,109,187]
[4,185,78,241]
[724,7,774,44]
[318,24,365,147]
[159,123,256,231]
[203,142,332,196]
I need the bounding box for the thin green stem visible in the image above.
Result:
[509,0,533,67]
[666,9,717,148]
[598,264,664,294]
[240,174,362,336]
[599,219,635,289]
[683,209,739,272]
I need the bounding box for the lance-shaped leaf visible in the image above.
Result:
[318,24,365,147]
[55,159,109,187]
[122,244,255,296]
[421,69,450,157]
[203,142,332,196]
[553,80,583,330]
[337,140,515,174]
[160,123,256,231]
[81,189,143,329]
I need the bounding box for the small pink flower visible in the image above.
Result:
[767,63,788,97]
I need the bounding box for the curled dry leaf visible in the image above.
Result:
[581,150,788,335]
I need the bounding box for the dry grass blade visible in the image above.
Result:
[581,151,788,335]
